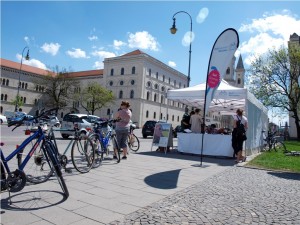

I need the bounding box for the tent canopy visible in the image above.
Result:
[167,80,247,114]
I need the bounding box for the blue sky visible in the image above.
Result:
[1,0,300,124]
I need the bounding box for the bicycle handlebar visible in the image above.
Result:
[8,107,59,130]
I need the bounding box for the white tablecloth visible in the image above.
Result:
[177,133,234,157]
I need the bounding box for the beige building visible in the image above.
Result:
[0,49,245,128]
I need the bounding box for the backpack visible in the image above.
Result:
[236,117,246,139]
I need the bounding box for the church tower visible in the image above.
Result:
[224,56,236,86]
[235,55,245,88]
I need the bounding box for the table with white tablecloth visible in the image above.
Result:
[177,133,234,157]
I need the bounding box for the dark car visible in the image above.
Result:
[142,120,157,138]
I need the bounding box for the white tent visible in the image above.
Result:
[167,80,269,154]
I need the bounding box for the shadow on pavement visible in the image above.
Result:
[144,169,181,189]
[1,190,67,211]
[267,171,300,181]
[136,150,236,167]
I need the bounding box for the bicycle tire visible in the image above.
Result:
[112,135,121,163]
[71,137,95,173]
[274,141,287,152]
[17,143,53,184]
[44,141,69,198]
[128,133,140,152]
[89,134,103,168]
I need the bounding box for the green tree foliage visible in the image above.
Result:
[12,95,24,110]
[76,83,115,115]
[34,66,80,109]
[249,45,300,140]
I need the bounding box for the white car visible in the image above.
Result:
[60,114,100,138]
[0,114,7,124]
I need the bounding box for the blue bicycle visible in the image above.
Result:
[0,109,69,199]
[89,119,121,166]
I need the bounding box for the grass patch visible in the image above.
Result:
[247,141,300,173]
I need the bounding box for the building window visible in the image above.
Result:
[174,80,176,87]
[22,82,25,89]
[132,66,136,74]
[154,84,158,89]
[146,110,149,118]
[226,67,230,74]
[237,78,241,84]
[119,90,123,99]
[25,83,28,89]
[156,72,158,79]
[148,69,151,76]
[146,91,150,100]
[1,94,3,101]
[168,78,171,84]
[34,99,38,105]
[147,81,151,88]
[0,106,3,114]
[131,80,135,85]
[24,97,26,104]
[163,75,165,82]
[161,86,165,92]
[4,94,7,101]
[179,82,181,88]
[110,68,114,76]
[154,93,157,102]
[121,68,125,75]
[2,79,5,85]
[177,116,180,122]
[130,90,134,99]
[109,81,113,86]
[61,112,64,118]
[6,79,9,86]
[172,115,174,121]
[160,113,162,120]
[153,112,156,119]
[120,80,124,86]
[107,108,111,115]
[161,95,164,103]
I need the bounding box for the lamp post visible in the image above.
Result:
[15,46,30,112]
[170,11,193,87]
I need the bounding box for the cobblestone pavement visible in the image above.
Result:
[109,167,300,225]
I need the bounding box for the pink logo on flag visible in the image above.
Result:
[207,67,220,88]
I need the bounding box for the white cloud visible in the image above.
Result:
[196,7,209,24]
[113,40,126,50]
[93,61,104,69]
[168,61,176,67]
[16,53,48,70]
[24,36,30,45]
[128,31,159,51]
[41,42,61,56]
[88,35,98,41]
[91,50,116,58]
[238,10,300,66]
[66,48,88,58]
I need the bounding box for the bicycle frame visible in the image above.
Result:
[1,126,45,174]
[94,126,113,150]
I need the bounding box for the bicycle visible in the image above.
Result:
[127,123,140,152]
[18,110,95,174]
[262,130,287,152]
[89,119,121,166]
[0,111,69,201]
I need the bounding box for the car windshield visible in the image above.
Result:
[63,114,83,123]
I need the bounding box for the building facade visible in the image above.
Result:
[1,49,245,128]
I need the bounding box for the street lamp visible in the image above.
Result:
[15,46,30,112]
[170,11,193,87]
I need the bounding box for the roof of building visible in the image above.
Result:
[122,49,145,57]
[236,55,244,70]
[0,58,103,78]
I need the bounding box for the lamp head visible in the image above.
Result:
[170,18,177,34]
[25,49,30,60]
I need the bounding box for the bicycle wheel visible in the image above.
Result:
[274,140,287,152]
[112,135,121,163]
[43,141,69,198]
[71,137,95,173]
[17,142,53,184]
[89,134,103,168]
[128,134,140,152]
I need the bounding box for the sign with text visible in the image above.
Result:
[152,123,173,148]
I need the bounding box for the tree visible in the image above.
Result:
[12,96,24,111]
[34,66,80,110]
[76,82,115,115]
[248,45,300,140]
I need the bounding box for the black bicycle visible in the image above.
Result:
[1,110,69,200]
[262,130,287,152]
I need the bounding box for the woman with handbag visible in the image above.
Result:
[232,108,248,163]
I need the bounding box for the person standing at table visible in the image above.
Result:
[181,107,191,130]
[114,101,132,159]
[189,108,202,133]
[232,108,248,163]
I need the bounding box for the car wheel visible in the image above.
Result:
[143,134,147,138]
[0,119,2,124]
[62,134,69,139]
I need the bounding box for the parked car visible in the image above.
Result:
[60,114,100,138]
[0,114,7,124]
[41,115,60,127]
[142,120,157,138]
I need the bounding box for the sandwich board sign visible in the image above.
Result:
[152,122,173,152]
